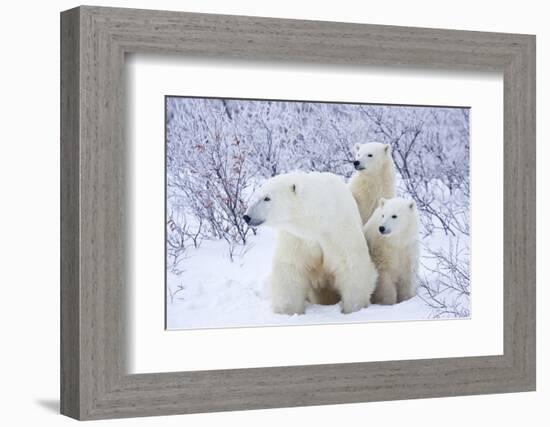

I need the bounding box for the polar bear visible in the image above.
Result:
[364,197,419,305]
[349,142,396,225]
[244,171,378,315]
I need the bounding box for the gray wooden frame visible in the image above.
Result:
[60,5,536,420]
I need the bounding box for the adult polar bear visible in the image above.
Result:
[349,142,397,225]
[244,172,378,315]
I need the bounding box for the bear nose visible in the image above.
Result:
[378,226,385,233]
[243,215,251,224]
[353,160,360,166]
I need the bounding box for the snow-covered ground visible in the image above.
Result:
[166,227,435,330]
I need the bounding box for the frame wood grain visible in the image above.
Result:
[60,5,536,420]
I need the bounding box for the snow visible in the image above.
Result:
[166,227,434,330]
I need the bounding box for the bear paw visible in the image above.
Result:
[272,302,305,316]
[371,285,398,305]
[341,299,369,314]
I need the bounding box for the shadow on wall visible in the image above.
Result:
[35,399,59,414]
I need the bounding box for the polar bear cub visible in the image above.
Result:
[349,142,396,225]
[244,172,378,315]
[364,197,419,305]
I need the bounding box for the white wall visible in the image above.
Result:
[0,0,546,425]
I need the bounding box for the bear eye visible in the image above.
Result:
[264,196,271,202]
[367,154,373,157]
[392,214,397,219]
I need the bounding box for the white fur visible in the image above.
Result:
[349,142,396,225]
[364,197,420,305]
[245,172,378,315]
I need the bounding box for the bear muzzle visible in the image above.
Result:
[243,214,264,227]
[353,160,365,171]
[378,225,391,235]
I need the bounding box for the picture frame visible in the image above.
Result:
[60,5,536,420]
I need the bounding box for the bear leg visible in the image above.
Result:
[371,273,397,305]
[396,274,416,303]
[271,263,308,315]
[337,270,372,314]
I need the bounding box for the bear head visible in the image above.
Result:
[243,173,304,230]
[352,142,392,173]
[373,197,418,243]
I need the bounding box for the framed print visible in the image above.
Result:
[60,6,536,420]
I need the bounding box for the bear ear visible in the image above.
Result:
[353,143,362,153]
[384,143,391,154]
[409,200,416,210]
[291,183,297,194]
[379,198,386,207]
